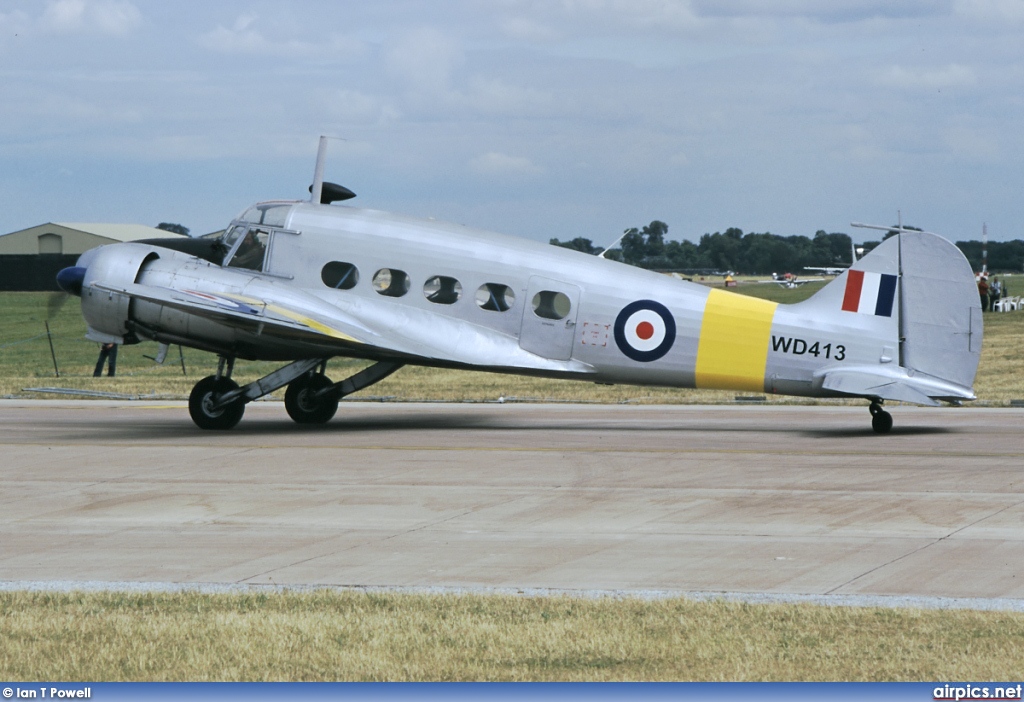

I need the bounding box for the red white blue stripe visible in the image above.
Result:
[842,270,898,316]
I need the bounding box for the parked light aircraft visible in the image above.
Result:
[56,138,982,434]
[803,266,847,276]
[759,273,825,289]
[804,241,862,276]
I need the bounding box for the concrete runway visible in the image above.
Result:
[1,400,1023,601]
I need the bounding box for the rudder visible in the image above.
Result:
[899,231,982,391]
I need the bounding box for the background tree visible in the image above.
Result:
[157,222,190,237]
[549,236,602,255]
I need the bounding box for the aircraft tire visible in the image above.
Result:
[871,410,893,434]
[189,376,245,430]
[285,374,338,425]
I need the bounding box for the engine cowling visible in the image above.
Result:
[79,243,161,343]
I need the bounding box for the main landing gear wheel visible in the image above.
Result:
[285,374,338,425]
[869,401,893,435]
[189,376,245,430]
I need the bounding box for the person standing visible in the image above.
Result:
[94,342,118,377]
[990,276,1002,311]
[977,274,990,312]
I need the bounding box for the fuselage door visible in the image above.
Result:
[519,276,581,360]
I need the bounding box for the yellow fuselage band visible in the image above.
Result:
[695,289,778,392]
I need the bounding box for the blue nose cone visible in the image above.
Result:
[56,266,86,296]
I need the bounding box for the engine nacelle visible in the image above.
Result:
[80,243,161,343]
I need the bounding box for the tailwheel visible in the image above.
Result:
[285,373,338,424]
[189,375,245,430]
[869,401,893,435]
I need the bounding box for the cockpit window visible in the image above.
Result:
[240,204,290,227]
[220,225,246,252]
[228,228,270,271]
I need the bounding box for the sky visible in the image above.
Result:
[2,0,1024,245]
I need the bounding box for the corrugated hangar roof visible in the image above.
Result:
[54,222,175,242]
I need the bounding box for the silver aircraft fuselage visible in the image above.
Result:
[61,194,981,432]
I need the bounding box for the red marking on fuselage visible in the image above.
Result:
[636,321,655,340]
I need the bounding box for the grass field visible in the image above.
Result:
[3,283,1022,404]
[2,591,1024,681]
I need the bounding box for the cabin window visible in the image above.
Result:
[227,228,270,271]
[321,261,359,290]
[475,283,516,312]
[423,276,462,304]
[372,268,410,297]
[531,290,571,320]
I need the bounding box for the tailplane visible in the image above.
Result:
[795,227,981,406]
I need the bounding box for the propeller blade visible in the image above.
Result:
[46,291,70,321]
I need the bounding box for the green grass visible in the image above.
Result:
[2,591,1023,681]
[2,287,1022,403]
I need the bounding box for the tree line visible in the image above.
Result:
[551,222,1024,274]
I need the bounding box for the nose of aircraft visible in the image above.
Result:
[56,266,87,296]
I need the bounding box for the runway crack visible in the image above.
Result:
[825,497,1024,595]
[237,495,530,585]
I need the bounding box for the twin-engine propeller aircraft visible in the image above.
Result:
[57,138,981,434]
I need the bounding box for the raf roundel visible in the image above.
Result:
[614,300,676,362]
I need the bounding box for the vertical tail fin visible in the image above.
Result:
[791,229,980,404]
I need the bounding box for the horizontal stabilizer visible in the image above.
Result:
[816,365,976,406]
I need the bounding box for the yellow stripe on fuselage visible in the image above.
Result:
[695,289,778,392]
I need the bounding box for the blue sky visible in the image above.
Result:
[2,0,1023,243]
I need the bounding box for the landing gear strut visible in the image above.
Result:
[869,400,893,434]
[283,360,403,425]
[186,357,404,430]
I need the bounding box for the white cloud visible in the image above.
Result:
[955,0,1024,22]
[465,77,555,115]
[469,151,543,175]
[40,0,141,36]
[561,0,701,29]
[385,27,463,92]
[200,14,265,53]
[499,15,561,42]
[878,63,978,90]
[199,14,366,59]
[321,89,400,125]
[691,0,949,22]
[943,125,1000,161]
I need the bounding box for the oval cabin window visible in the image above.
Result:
[321,261,359,290]
[372,268,410,297]
[531,290,571,320]
[423,276,462,304]
[475,283,516,312]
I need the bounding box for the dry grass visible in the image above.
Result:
[1,591,1023,681]
[3,290,1022,405]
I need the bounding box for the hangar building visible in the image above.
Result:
[0,222,176,290]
